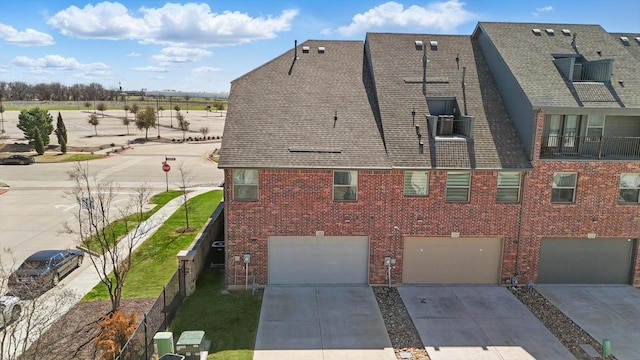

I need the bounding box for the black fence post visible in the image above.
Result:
[144,314,148,360]
[163,286,168,330]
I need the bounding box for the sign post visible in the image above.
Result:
[162,162,171,191]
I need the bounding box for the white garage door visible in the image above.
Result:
[269,236,369,285]
[403,237,503,284]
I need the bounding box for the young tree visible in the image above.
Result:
[199,127,209,139]
[96,103,107,117]
[135,106,156,140]
[123,104,129,120]
[129,104,139,120]
[122,117,130,135]
[33,127,45,155]
[176,112,189,141]
[173,104,180,113]
[88,114,99,136]
[17,107,54,146]
[158,105,164,117]
[55,112,67,144]
[59,134,67,154]
[84,102,91,111]
[62,162,153,313]
[176,162,194,232]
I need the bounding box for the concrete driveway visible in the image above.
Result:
[537,285,640,360]
[253,286,395,360]
[399,286,574,360]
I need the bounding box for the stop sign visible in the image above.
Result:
[162,163,170,172]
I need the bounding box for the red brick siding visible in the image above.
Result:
[224,168,522,286]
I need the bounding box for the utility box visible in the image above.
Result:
[159,355,184,360]
[153,332,175,358]
[175,331,208,360]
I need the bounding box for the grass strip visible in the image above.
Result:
[170,269,262,360]
[83,189,222,300]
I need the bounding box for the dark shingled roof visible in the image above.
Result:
[612,33,640,60]
[365,33,530,169]
[477,22,640,109]
[219,40,391,169]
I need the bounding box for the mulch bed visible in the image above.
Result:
[20,298,155,360]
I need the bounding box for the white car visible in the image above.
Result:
[0,295,21,328]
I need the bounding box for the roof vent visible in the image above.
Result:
[562,29,571,36]
[636,37,640,44]
[620,36,630,46]
[545,29,555,35]
[302,46,310,53]
[430,40,438,50]
[414,40,423,50]
[532,28,541,36]
[318,46,325,53]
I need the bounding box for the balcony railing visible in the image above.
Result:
[541,135,640,159]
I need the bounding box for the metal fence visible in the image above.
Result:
[116,265,185,360]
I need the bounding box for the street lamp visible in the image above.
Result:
[169,96,173,127]
[157,97,161,139]
[0,94,4,133]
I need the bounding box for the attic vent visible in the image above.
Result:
[532,28,541,36]
[318,46,325,53]
[636,37,640,44]
[430,40,438,50]
[302,46,310,53]
[414,40,423,50]
[562,29,571,36]
[620,36,630,46]
[545,29,555,35]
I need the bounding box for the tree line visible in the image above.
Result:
[0,81,119,102]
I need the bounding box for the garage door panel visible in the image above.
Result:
[538,238,635,284]
[269,236,369,285]
[403,237,502,284]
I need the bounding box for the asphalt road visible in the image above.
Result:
[0,109,225,282]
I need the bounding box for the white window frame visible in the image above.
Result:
[618,173,640,203]
[497,172,521,203]
[551,172,577,203]
[446,172,471,202]
[404,171,429,196]
[333,170,358,201]
[233,169,258,201]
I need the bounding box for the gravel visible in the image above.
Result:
[374,285,616,360]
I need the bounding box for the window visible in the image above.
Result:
[404,171,429,196]
[551,172,577,203]
[619,173,640,203]
[334,170,357,201]
[497,172,521,202]
[233,169,258,200]
[446,172,470,202]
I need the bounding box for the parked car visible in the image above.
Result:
[0,295,21,328]
[8,249,84,296]
[0,154,35,165]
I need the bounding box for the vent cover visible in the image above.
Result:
[620,37,630,46]
[532,28,541,36]
[318,46,325,53]
[636,37,640,44]
[562,29,571,36]
[430,40,438,50]
[415,40,423,50]
[545,29,555,35]
[302,46,310,53]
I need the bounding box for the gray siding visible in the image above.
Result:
[475,29,534,159]
[605,115,640,137]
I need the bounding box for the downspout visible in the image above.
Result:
[514,171,527,284]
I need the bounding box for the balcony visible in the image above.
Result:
[540,135,640,160]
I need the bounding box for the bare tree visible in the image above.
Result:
[88,114,99,136]
[62,162,153,313]
[176,162,194,232]
[1,250,78,360]
[176,112,189,141]
[96,103,106,117]
[199,127,209,139]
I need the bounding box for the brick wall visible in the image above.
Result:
[224,168,522,287]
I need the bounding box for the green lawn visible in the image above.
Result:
[83,189,223,300]
[169,269,262,360]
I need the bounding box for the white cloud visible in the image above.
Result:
[336,0,475,36]
[533,6,553,16]
[152,47,212,64]
[0,22,54,46]
[11,55,108,71]
[131,66,168,72]
[47,2,298,47]
[127,52,141,57]
[193,66,221,73]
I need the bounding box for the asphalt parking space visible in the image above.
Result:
[399,286,574,360]
[537,285,640,360]
[254,286,395,360]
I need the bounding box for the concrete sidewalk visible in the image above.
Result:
[254,286,395,360]
[537,285,640,360]
[5,186,218,360]
[399,286,574,360]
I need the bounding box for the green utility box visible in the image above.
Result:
[153,332,175,358]
[175,331,208,360]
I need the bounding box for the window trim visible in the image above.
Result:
[404,171,429,196]
[333,170,358,202]
[232,169,259,201]
[618,173,640,204]
[496,172,521,203]
[446,171,471,203]
[551,172,577,203]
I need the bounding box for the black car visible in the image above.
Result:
[8,249,84,296]
[1,154,35,165]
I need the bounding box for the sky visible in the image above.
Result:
[0,0,639,95]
